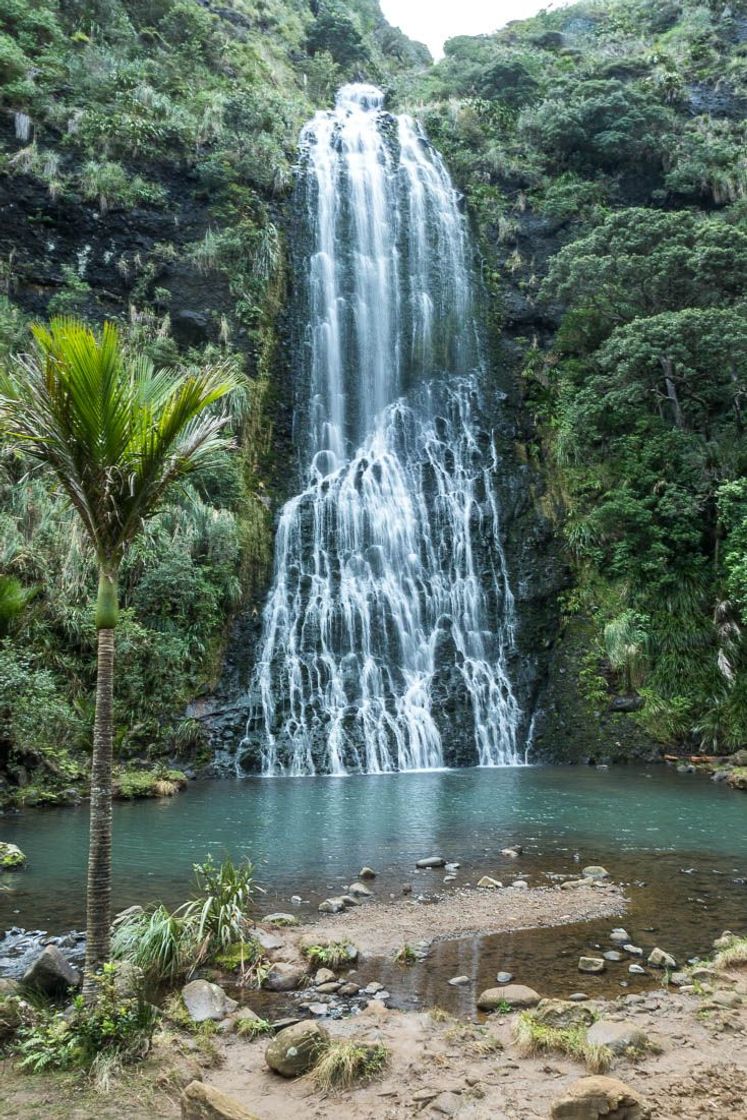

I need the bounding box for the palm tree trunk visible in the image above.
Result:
[84,570,118,987]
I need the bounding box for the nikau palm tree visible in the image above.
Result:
[0,318,236,979]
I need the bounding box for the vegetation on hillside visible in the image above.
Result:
[399,0,747,753]
[0,0,429,805]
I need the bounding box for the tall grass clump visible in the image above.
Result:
[310,1040,389,1091]
[514,1013,612,1073]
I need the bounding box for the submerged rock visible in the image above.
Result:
[348,881,372,897]
[647,947,677,968]
[22,945,81,996]
[416,856,447,868]
[550,1075,651,1119]
[181,1080,259,1120]
[610,928,631,944]
[318,897,346,914]
[182,979,237,1023]
[359,866,377,879]
[578,957,605,974]
[265,1020,329,1078]
[477,984,540,1010]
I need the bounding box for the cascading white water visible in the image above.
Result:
[241,84,522,775]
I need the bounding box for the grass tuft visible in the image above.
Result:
[713,935,747,971]
[514,1012,612,1073]
[302,942,355,969]
[393,944,417,965]
[309,1040,389,1092]
[236,1016,274,1040]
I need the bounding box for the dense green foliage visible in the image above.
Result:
[0,0,429,802]
[399,0,747,751]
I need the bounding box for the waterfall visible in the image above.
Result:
[240,84,522,775]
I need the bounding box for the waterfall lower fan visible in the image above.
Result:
[240,84,523,775]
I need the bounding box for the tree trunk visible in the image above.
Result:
[84,569,118,988]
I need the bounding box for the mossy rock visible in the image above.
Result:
[727,767,747,791]
[0,841,26,870]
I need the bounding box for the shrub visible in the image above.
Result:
[302,942,355,969]
[15,964,157,1073]
[236,1015,274,1039]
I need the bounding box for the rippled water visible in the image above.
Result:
[2,767,745,988]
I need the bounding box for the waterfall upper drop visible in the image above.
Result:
[240,84,522,775]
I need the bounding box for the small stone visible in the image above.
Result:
[647,948,677,969]
[623,944,643,956]
[180,1080,259,1119]
[568,992,589,1002]
[511,879,529,889]
[318,897,346,914]
[359,867,377,879]
[372,990,390,1001]
[445,862,460,872]
[582,866,610,880]
[448,975,470,986]
[340,894,360,907]
[402,883,413,894]
[363,982,384,994]
[265,1021,329,1077]
[603,951,624,962]
[587,1021,649,1055]
[578,957,605,974]
[496,971,513,984]
[181,980,237,1023]
[290,895,302,905]
[560,879,588,890]
[315,981,342,994]
[550,1076,651,1120]
[710,990,742,1008]
[338,982,359,997]
[501,847,521,858]
[477,984,540,1010]
[534,999,595,1029]
[629,964,647,975]
[416,856,447,868]
[348,881,372,897]
[443,874,457,882]
[610,928,630,943]
[315,968,336,985]
[263,913,299,927]
[477,876,502,889]
[307,1002,329,1016]
[254,930,284,952]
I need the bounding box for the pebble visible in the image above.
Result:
[512,880,529,889]
[568,992,589,1001]
[496,971,513,984]
[578,957,606,973]
[307,1003,330,1016]
[501,847,521,858]
[363,982,384,994]
[603,950,624,962]
[443,875,457,883]
[629,964,647,975]
[477,876,503,889]
[648,947,677,968]
[610,928,630,943]
[448,975,470,986]
[416,856,446,869]
[582,865,610,880]
[623,943,643,956]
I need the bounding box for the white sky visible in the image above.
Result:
[379,0,574,59]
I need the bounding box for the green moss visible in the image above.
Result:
[0,841,26,869]
[114,768,187,800]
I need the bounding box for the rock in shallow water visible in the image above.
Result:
[578,957,606,974]
[263,962,307,992]
[0,842,26,870]
[477,984,540,1010]
[647,947,677,968]
[416,856,447,868]
[477,876,502,889]
[496,971,513,984]
[582,866,610,880]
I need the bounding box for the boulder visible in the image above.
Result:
[263,962,307,992]
[348,881,372,897]
[22,945,81,996]
[586,1020,649,1055]
[416,856,446,868]
[262,913,299,927]
[318,897,346,914]
[0,842,26,870]
[265,1020,329,1078]
[582,866,610,880]
[182,980,237,1023]
[550,1075,651,1120]
[359,867,377,879]
[647,948,676,969]
[477,984,540,1010]
[534,999,595,1029]
[477,876,502,889]
[181,1080,258,1120]
[579,957,606,974]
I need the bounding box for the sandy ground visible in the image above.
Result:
[306,882,626,957]
[207,980,747,1120]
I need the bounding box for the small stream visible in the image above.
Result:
[1,766,745,1002]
